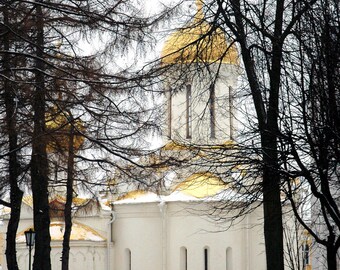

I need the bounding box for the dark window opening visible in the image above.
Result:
[180,247,188,270]
[186,85,192,139]
[204,248,209,270]
[228,86,233,140]
[167,89,172,139]
[210,84,216,139]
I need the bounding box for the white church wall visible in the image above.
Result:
[166,201,266,270]
[113,203,163,270]
[113,200,266,270]
[13,241,108,270]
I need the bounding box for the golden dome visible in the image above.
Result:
[161,1,238,65]
[45,108,85,153]
[174,172,227,198]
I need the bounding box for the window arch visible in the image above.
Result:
[180,246,188,270]
[226,247,232,270]
[125,248,131,270]
[186,84,192,139]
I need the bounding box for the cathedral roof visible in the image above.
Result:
[117,190,155,201]
[21,195,95,208]
[174,172,226,198]
[16,221,106,242]
[115,190,161,204]
[115,172,228,204]
[161,0,239,65]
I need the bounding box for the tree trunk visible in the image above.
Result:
[5,189,23,270]
[3,4,24,270]
[62,125,75,270]
[231,0,286,264]
[261,0,286,263]
[262,132,284,270]
[326,244,337,270]
[31,1,51,269]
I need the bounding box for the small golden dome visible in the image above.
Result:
[161,1,238,65]
[45,108,85,153]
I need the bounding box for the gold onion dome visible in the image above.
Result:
[45,107,85,153]
[161,0,239,65]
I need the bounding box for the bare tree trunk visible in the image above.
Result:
[261,0,285,264]
[228,0,286,267]
[262,135,284,270]
[326,243,338,270]
[3,4,24,269]
[5,189,23,270]
[31,1,51,269]
[62,124,75,270]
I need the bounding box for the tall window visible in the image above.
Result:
[125,248,131,270]
[209,84,216,138]
[226,247,232,270]
[180,247,188,270]
[204,247,209,270]
[186,85,192,139]
[228,86,234,140]
[302,243,310,269]
[167,89,172,139]
[53,161,59,183]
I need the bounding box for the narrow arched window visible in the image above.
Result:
[302,243,311,269]
[228,86,234,140]
[209,84,216,139]
[53,161,58,183]
[125,248,131,270]
[226,247,232,270]
[180,247,188,270]
[167,89,172,139]
[204,247,209,270]
[186,85,192,139]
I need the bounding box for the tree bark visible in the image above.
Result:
[326,244,337,270]
[62,124,75,270]
[262,133,284,270]
[31,1,51,269]
[3,4,24,270]
[228,0,286,268]
[5,190,23,270]
[261,0,285,266]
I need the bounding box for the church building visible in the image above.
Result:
[0,2,272,270]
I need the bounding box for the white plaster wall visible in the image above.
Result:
[113,203,163,270]
[113,200,266,270]
[166,202,266,270]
